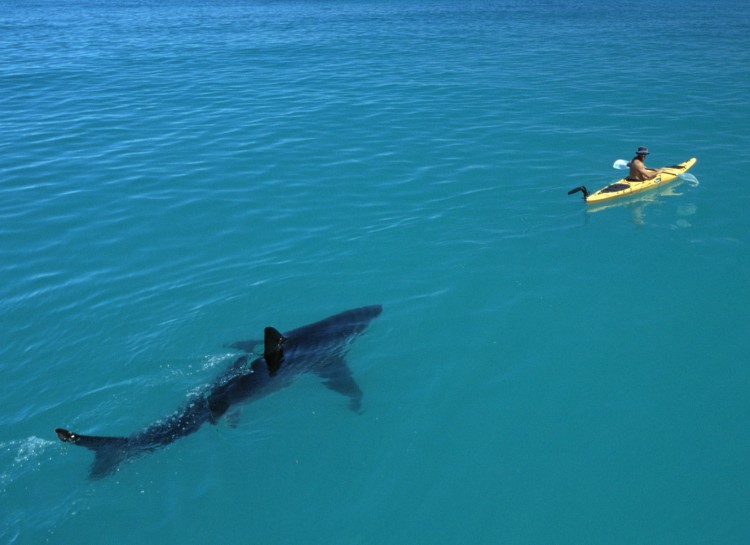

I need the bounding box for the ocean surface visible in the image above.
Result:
[2,0,749,543]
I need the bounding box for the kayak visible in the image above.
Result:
[568,158,697,204]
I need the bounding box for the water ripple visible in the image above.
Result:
[1,1,749,542]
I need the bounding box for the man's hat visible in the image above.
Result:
[635,146,650,156]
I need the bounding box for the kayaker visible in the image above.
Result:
[627,147,663,181]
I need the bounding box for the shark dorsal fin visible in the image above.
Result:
[263,327,287,376]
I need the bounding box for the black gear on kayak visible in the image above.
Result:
[567,186,589,200]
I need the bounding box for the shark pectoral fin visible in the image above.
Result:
[207,393,230,423]
[226,409,242,428]
[316,359,363,413]
[228,339,261,353]
[263,327,287,376]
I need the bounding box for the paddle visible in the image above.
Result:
[570,159,694,201]
[612,159,682,176]
[612,159,629,170]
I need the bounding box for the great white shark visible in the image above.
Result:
[55,305,382,478]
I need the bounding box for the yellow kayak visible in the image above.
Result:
[569,158,697,204]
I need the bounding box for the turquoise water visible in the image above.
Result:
[2,0,749,542]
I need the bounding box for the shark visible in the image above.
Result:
[55,304,382,478]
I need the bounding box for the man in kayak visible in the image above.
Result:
[627,146,663,181]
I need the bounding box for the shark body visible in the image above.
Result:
[56,305,382,478]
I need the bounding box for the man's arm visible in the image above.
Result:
[633,161,661,180]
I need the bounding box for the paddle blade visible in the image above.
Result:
[679,173,700,186]
[612,159,629,170]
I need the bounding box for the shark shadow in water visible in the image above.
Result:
[55,305,382,478]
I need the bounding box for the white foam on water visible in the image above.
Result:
[0,436,56,488]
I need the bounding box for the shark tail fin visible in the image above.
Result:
[263,327,287,376]
[56,428,130,479]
